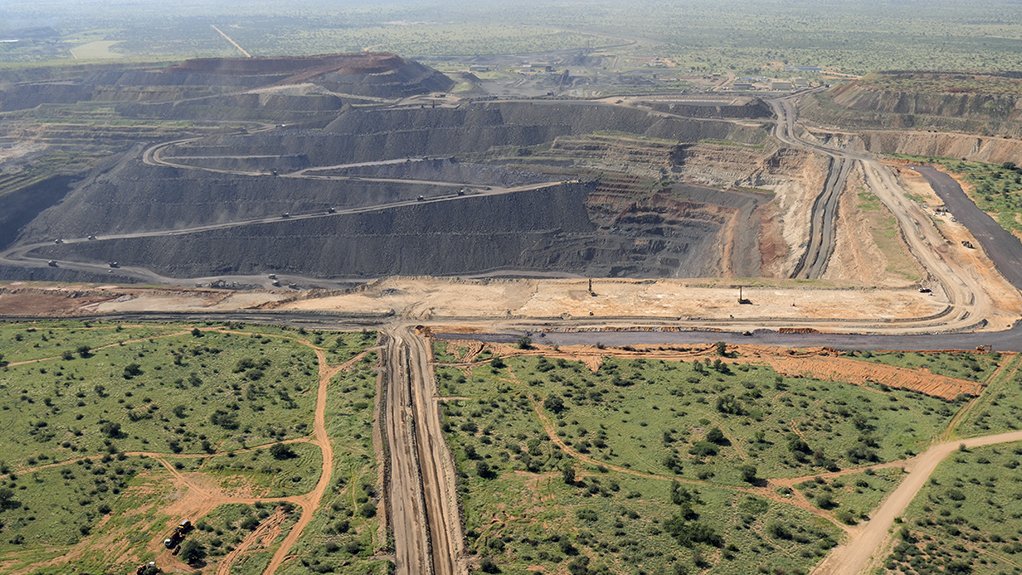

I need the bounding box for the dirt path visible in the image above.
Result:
[261,347,357,574]
[407,331,466,575]
[812,430,1022,575]
[382,329,431,574]
[211,25,252,58]
[382,325,467,575]
[12,331,365,575]
[216,507,288,575]
[940,355,1021,441]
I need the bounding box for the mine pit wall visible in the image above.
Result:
[0,264,141,284]
[857,131,1022,165]
[18,101,773,244]
[803,86,1022,139]
[0,175,78,249]
[308,158,549,188]
[33,183,745,280]
[642,98,773,120]
[16,159,458,241]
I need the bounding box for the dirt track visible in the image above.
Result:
[812,430,1022,575]
[383,325,466,575]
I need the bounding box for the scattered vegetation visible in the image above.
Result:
[885,442,1022,574]
[843,350,1001,382]
[898,156,1022,236]
[435,348,965,574]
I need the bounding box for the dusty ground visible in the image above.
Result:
[284,277,947,323]
[822,164,919,287]
[897,166,1022,330]
[0,283,288,315]
[0,277,953,329]
[450,341,987,400]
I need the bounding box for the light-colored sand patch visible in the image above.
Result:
[70,40,123,60]
[282,276,948,324]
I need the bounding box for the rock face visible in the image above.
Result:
[803,72,1022,138]
[0,53,453,114]
[36,182,760,279]
[2,54,790,282]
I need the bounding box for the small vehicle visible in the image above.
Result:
[741,331,753,337]
[271,280,281,287]
[108,261,119,268]
[47,260,58,267]
[268,274,277,280]
[327,206,336,213]
[87,234,97,240]
[271,169,279,177]
[457,188,466,196]
[919,287,932,294]
[961,240,975,249]
[281,212,291,219]
[53,238,63,244]
[417,195,425,201]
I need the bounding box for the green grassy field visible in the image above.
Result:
[0,325,321,469]
[854,186,925,283]
[884,442,1022,575]
[954,355,1022,439]
[841,350,1001,382]
[278,351,388,575]
[4,0,1022,75]
[444,354,955,483]
[0,321,382,574]
[435,345,966,574]
[178,441,324,497]
[796,468,906,526]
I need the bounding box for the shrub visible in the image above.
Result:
[270,444,297,460]
[476,461,496,479]
[123,363,143,379]
[543,395,566,414]
[179,540,207,566]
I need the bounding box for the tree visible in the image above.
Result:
[543,394,565,414]
[664,514,723,548]
[715,394,744,415]
[516,336,533,350]
[480,557,500,573]
[270,443,297,460]
[76,345,92,358]
[0,487,21,511]
[62,350,75,361]
[476,461,496,479]
[739,464,759,484]
[191,328,203,337]
[123,363,143,379]
[178,540,207,566]
[210,409,239,430]
[0,352,6,367]
[100,421,125,439]
[714,341,727,356]
[705,427,728,446]
[567,556,590,575]
[561,463,576,485]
